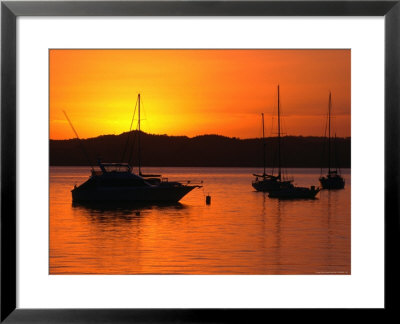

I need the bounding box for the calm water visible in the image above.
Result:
[50,167,350,275]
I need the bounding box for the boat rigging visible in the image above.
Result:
[67,93,202,203]
[252,85,320,199]
[319,92,345,190]
[252,85,293,192]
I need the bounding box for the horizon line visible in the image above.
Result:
[49,130,351,141]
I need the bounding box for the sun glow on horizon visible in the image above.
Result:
[50,49,350,140]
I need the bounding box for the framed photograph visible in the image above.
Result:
[1,0,399,322]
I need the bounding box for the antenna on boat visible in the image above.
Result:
[63,110,94,170]
[121,96,138,163]
[277,84,281,181]
[262,113,266,176]
[328,91,331,174]
[138,93,142,175]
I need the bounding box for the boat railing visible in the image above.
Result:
[180,180,204,186]
[161,178,203,186]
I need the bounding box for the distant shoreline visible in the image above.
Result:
[50,133,351,143]
[50,132,351,168]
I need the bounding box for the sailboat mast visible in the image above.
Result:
[334,132,338,173]
[262,113,266,176]
[138,93,142,175]
[328,92,331,174]
[277,85,281,180]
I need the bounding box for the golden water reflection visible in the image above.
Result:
[50,167,350,274]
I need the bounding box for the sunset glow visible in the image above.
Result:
[50,49,350,140]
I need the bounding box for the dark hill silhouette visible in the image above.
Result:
[50,131,350,168]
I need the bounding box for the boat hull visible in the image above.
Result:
[268,187,320,199]
[319,176,345,189]
[252,179,281,192]
[72,185,196,203]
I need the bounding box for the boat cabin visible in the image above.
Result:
[97,163,132,174]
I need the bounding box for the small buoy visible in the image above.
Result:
[206,195,211,205]
[135,211,140,216]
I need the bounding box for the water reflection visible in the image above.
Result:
[273,199,282,273]
[50,167,350,274]
[72,201,185,213]
[327,190,332,251]
[72,201,187,222]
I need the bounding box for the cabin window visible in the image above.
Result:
[99,178,146,187]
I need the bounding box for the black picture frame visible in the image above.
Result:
[1,0,399,322]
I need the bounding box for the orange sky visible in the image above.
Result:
[49,49,350,140]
